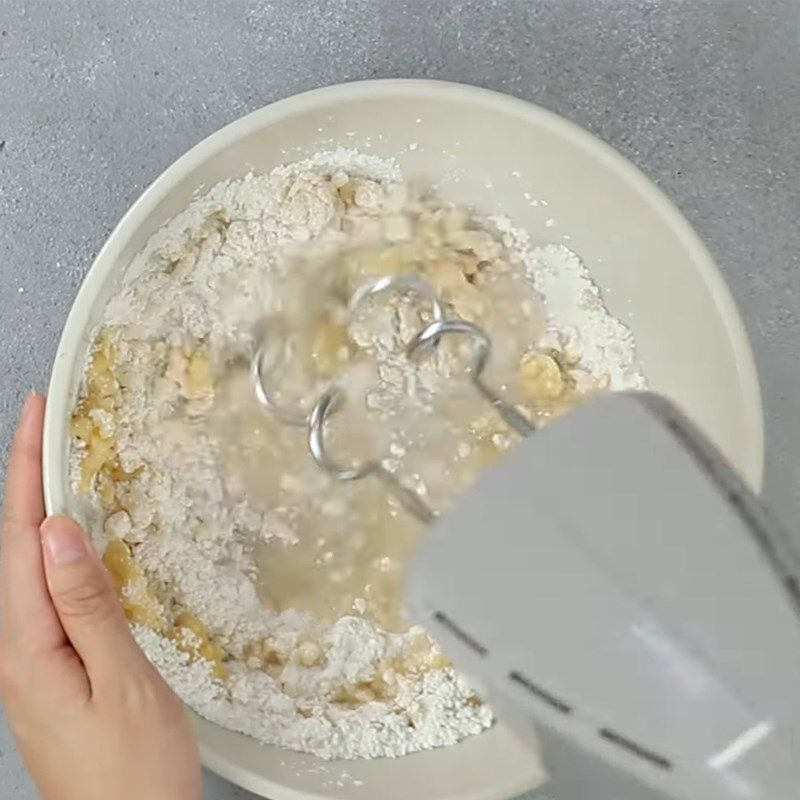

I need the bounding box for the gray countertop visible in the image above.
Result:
[1,1,799,798]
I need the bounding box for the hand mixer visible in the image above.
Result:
[251,273,800,800]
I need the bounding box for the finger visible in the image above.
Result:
[40,516,149,686]
[0,394,67,655]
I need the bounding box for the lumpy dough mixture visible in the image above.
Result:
[70,149,645,759]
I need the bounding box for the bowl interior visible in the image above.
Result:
[43,80,763,800]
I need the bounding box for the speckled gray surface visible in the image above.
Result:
[1,1,799,798]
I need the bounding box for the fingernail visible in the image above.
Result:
[41,519,88,565]
[21,391,39,420]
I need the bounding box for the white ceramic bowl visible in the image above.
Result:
[43,80,764,800]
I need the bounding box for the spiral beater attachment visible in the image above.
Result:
[251,273,535,523]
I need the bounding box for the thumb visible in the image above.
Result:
[40,516,147,683]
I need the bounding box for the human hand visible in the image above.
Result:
[0,394,201,800]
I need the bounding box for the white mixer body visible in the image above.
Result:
[407,392,800,800]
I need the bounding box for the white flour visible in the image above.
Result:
[491,217,645,393]
[132,621,490,759]
[72,149,644,761]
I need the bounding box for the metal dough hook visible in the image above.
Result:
[348,271,446,323]
[251,273,446,427]
[406,318,535,437]
[308,386,436,524]
[251,272,535,523]
[251,333,310,427]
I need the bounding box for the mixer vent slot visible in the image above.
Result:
[509,671,572,715]
[433,611,488,656]
[599,727,672,771]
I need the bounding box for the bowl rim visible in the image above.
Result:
[43,78,765,509]
[42,78,765,798]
